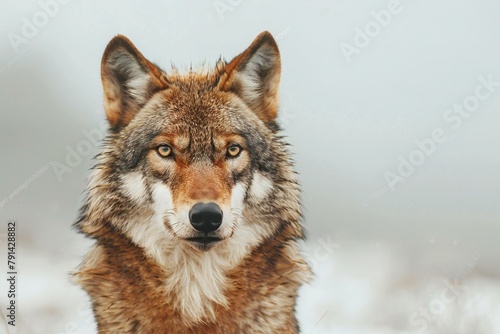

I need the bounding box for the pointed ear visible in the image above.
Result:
[101,35,168,130]
[219,31,281,123]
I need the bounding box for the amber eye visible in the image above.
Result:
[227,144,242,158]
[156,144,172,157]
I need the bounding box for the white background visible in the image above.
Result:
[0,0,499,333]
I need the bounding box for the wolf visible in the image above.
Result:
[73,31,311,333]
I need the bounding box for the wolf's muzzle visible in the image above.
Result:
[189,202,223,233]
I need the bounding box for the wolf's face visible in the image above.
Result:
[115,81,277,252]
[78,32,301,261]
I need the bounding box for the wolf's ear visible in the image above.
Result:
[219,31,281,123]
[101,35,168,130]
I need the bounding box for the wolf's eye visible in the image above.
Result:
[226,144,242,158]
[156,145,172,157]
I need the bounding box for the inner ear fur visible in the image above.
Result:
[219,31,282,123]
[101,35,168,130]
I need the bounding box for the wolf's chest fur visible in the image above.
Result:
[76,223,309,333]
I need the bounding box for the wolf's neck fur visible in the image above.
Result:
[75,220,310,332]
[119,206,267,324]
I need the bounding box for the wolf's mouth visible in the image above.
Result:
[184,236,222,250]
[185,236,222,243]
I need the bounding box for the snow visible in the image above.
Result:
[297,241,500,333]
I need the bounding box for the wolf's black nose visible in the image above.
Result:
[189,202,223,233]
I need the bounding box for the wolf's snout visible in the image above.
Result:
[189,202,223,233]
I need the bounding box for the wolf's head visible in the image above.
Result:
[77,31,302,265]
